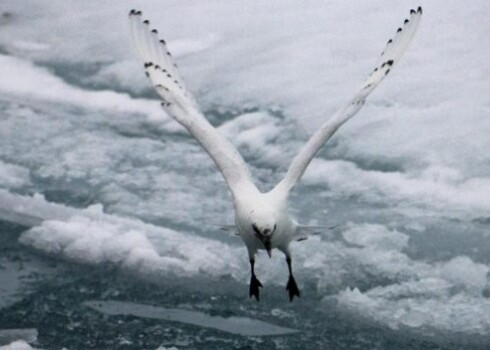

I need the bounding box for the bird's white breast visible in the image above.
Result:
[233,190,295,252]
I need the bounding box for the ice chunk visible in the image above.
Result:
[341,223,408,251]
[0,189,77,227]
[1,190,243,279]
[0,161,30,190]
[218,111,294,167]
[435,256,489,293]
[302,160,490,219]
[84,300,298,336]
[0,340,36,350]
[0,329,37,347]
[337,257,490,336]
[0,54,165,122]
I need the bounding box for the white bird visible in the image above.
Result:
[128,7,422,301]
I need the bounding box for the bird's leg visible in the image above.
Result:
[285,256,300,302]
[249,258,263,301]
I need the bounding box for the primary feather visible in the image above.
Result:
[128,10,258,198]
[273,7,422,194]
[129,7,422,197]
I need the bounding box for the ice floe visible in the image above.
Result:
[84,300,298,336]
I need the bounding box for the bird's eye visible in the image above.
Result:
[252,224,260,235]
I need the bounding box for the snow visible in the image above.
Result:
[15,200,244,279]
[0,341,36,350]
[0,329,37,348]
[0,161,30,190]
[302,159,490,219]
[0,54,165,122]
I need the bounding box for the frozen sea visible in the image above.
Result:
[1,1,490,349]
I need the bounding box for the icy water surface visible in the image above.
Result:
[1,1,490,349]
[3,217,488,350]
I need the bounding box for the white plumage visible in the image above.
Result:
[128,7,422,301]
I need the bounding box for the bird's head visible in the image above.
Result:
[250,209,277,258]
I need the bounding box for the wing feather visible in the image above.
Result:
[273,7,422,194]
[128,10,258,198]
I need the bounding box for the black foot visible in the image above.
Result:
[286,275,301,302]
[249,274,263,301]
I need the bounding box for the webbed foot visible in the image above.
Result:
[286,275,301,302]
[249,274,263,301]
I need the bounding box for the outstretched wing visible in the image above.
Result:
[128,10,258,198]
[273,7,422,194]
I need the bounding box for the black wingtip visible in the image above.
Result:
[417,6,422,14]
[410,9,416,15]
[151,29,158,34]
[381,60,394,68]
[404,19,409,24]
[143,19,150,25]
[129,9,136,16]
[397,27,402,33]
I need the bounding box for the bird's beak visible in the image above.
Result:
[255,231,273,258]
[264,240,272,258]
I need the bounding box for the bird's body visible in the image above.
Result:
[128,6,422,301]
[234,188,294,256]
[232,186,301,299]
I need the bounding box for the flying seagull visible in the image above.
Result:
[128,7,422,302]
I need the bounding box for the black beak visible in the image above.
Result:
[253,225,274,258]
[264,239,272,258]
[266,248,272,258]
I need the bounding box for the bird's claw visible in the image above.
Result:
[286,275,301,302]
[249,274,263,301]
